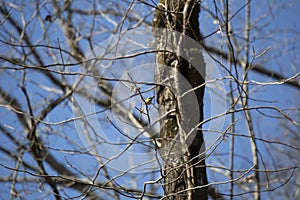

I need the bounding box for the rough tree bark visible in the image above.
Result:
[153,0,208,199]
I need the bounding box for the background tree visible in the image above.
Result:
[153,1,207,199]
[0,0,299,200]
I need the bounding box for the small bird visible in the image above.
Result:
[45,15,53,22]
[144,96,155,105]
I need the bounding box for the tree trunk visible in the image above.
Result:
[153,1,208,199]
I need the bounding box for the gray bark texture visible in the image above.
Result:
[152,0,208,199]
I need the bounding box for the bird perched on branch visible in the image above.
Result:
[144,96,155,105]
